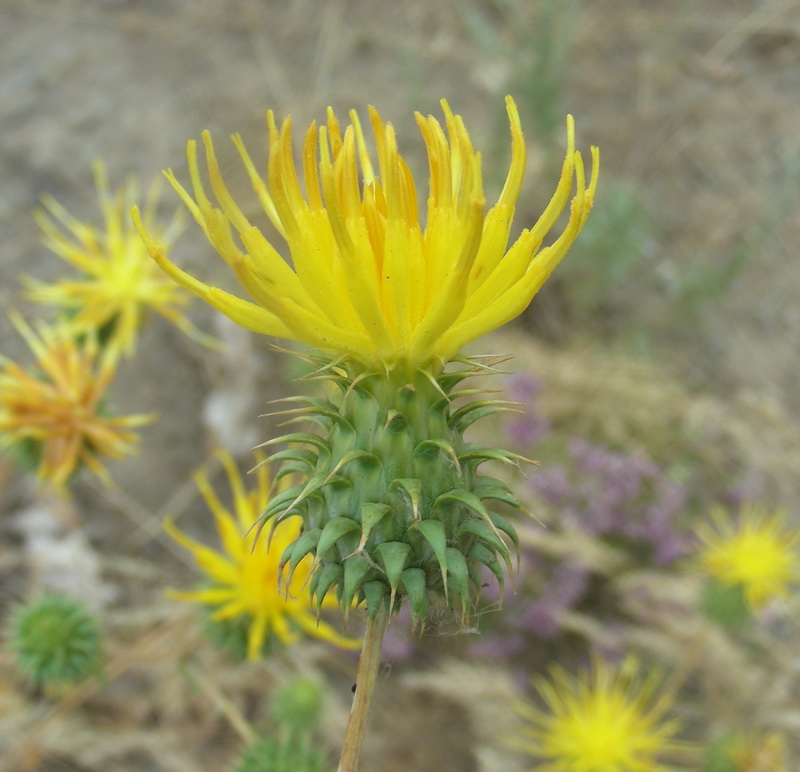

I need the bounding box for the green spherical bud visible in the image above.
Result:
[9,595,103,693]
[271,677,325,734]
[233,736,328,772]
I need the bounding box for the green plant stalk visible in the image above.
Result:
[337,603,389,772]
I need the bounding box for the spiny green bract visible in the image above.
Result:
[260,354,533,625]
[9,594,103,692]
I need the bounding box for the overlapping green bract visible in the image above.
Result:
[258,354,533,625]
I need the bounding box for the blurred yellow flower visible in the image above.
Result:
[24,161,216,355]
[167,451,361,660]
[0,313,153,492]
[134,97,597,374]
[697,504,800,610]
[513,656,692,771]
[730,732,787,772]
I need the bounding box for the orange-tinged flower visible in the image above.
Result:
[0,313,153,492]
[728,732,787,772]
[134,97,597,374]
[23,161,217,356]
[167,451,361,660]
[513,656,694,771]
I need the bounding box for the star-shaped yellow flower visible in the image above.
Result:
[24,161,216,356]
[0,313,153,492]
[696,504,800,610]
[167,451,361,660]
[134,97,597,375]
[513,656,693,771]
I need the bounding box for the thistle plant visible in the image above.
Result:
[9,594,104,695]
[134,96,598,770]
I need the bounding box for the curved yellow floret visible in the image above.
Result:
[24,161,217,355]
[134,98,598,373]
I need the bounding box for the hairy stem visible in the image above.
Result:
[337,604,389,772]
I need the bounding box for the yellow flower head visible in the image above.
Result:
[0,313,153,492]
[514,656,692,771]
[134,97,598,374]
[24,161,216,356]
[696,504,800,610]
[167,451,361,660]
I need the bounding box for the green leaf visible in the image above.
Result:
[316,517,361,559]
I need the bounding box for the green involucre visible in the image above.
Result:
[260,354,533,625]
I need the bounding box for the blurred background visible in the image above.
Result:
[1,0,799,769]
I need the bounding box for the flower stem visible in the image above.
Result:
[337,604,389,772]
